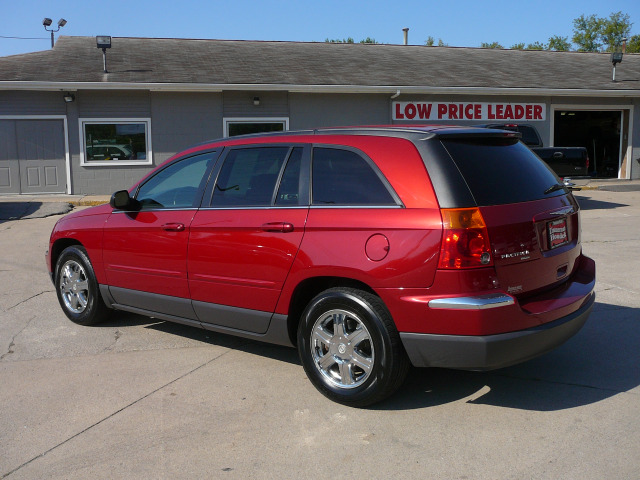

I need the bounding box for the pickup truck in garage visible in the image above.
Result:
[483,123,589,177]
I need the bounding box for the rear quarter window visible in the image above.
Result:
[441,138,565,206]
[311,147,397,206]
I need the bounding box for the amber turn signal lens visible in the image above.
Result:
[438,208,492,269]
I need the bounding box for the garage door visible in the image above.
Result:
[0,119,67,194]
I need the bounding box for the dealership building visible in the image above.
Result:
[0,36,639,195]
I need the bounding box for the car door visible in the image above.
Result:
[102,151,218,317]
[188,145,309,333]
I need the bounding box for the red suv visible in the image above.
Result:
[47,126,595,406]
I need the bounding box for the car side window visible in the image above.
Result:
[311,147,396,206]
[211,147,290,207]
[276,148,303,205]
[136,152,215,210]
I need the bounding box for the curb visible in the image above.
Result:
[70,200,109,206]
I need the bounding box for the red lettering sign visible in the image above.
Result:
[417,103,432,119]
[392,102,545,122]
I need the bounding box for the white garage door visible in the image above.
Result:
[0,119,67,194]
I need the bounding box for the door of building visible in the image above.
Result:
[553,109,627,179]
[0,119,67,194]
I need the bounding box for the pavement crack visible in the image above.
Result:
[0,316,35,361]
[102,330,123,353]
[493,371,635,396]
[1,348,238,478]
[597,282,639,296]
[7,291,54,311]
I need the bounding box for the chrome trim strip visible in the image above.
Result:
[549,206,574,216]
[309,205,403,209]
[198,206,309,211]
[429,294,515,310]
[111,208,199,213]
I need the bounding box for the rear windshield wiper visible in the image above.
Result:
[544,183,567,195]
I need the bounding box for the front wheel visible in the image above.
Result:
[297,288,409,407]
[55,245,109,325]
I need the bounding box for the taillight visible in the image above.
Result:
[438,208,493,269]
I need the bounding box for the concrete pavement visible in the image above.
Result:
[0,187,639,479]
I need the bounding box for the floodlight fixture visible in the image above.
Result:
[43,17,66,48]
[96,36,112,49]
[611,42,624,81]
[96,36,112,73]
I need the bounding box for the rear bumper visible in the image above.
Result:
[400,292,594,370]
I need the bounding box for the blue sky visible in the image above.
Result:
[2,0,640,57]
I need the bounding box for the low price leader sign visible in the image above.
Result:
[393,102,546,122]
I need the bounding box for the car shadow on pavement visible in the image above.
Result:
[104,302,639,412]
[573,195,628,211]
[0,202,72,223]
[377,302,639,411]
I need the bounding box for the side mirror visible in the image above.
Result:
[110,190,137,210]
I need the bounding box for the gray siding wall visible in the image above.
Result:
[223,91,288,118]
[151,92,223,165]
[0,91,66,116]
[77,90,151,117]
[289,93,389,129]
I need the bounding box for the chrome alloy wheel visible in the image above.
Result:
[310,309,375,389]
[59,259,90,314]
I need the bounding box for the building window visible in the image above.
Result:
[80,119,152,166]
[223,117,289,137]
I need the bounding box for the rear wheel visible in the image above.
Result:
[297,287,409,407]
[55,246,109,325]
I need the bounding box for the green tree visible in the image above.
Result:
[325,37,379,44]
[511,42,525,50]
[572,14,604,51]
[547,35,571,51]
[425,36,447,46]
[526,41,547,50]
[325,37,355,44]
[481,41,503,49]
[600,11,632,51]
[627,34,640,53]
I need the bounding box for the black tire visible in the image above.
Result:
[297,287,410,407]
[54,245,109,326]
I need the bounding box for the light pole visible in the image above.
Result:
[43,18,67,48]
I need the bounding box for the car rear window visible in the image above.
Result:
[441,138,565,206]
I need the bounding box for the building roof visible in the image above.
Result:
[1,36,639,96]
